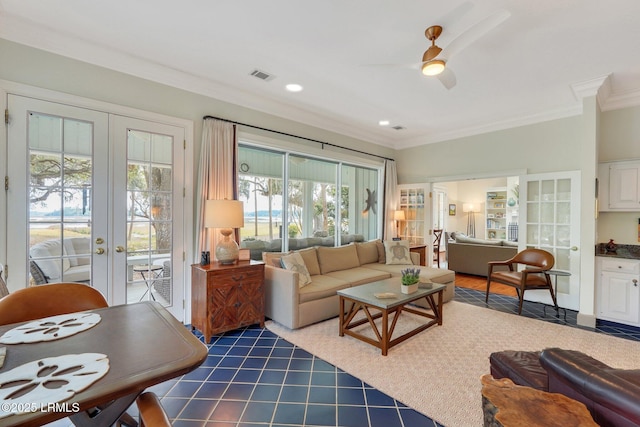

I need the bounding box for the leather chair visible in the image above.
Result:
[485,248,557,314]
[0,282,108,325]
[136,392,172,427]
[433,229,443,268]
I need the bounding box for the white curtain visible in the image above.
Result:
[383,159,399,240]
[195,119,237,261]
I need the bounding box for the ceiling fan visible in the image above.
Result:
[420,9,511,89]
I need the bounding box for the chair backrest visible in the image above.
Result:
[137,391,172,427]
[433,229,444,248]
[511,248,554,270]
[0,283,108,326]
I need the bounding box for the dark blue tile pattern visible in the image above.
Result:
[44,285,640,427]
[150,326,444,427]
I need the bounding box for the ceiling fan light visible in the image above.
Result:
[422,59,445,76]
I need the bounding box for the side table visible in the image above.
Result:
[543,269,571,319]
[191,260,265,343]
[133,264,164,301]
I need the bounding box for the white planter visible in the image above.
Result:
[401,283,418,294]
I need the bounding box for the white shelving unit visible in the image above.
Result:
[398,184,427,245]
[485,188,507,240]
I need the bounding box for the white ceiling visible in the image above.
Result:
[1,0,640,149]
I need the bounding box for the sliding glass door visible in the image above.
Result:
[237,145,381,260]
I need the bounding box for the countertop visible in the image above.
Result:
[595,243,640,260]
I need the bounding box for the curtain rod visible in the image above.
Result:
[203,115,394,162]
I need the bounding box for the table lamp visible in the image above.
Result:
[393,210,405,238]
[205,199,245,264]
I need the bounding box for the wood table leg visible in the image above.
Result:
[339,295,345,337]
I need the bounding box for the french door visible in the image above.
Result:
[519,171,581,310]
[6,95,186,319]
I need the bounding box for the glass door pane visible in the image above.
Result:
[520,172,581,310]
[125,130,174,306]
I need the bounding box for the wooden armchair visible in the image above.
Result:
[485,248,558,315]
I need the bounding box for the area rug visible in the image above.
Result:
[266,301,640,427]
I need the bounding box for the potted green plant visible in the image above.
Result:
[400,267,421,294]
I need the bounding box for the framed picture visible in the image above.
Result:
[448,204,456,216]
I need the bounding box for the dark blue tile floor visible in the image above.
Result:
[45,287,640,427]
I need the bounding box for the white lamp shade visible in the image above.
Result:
[205,199,244,229]
[393,210,406,221]
[462,203,476,213]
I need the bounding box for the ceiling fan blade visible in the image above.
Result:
[440,9,511,61]
[437,68,457,90]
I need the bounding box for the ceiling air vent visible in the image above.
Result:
[392,125,405,130]
[249,69,275,82]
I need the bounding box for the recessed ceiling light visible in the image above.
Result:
[378,120,390,126]
[285,83,303,92]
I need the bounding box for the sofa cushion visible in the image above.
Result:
[29,240,68,280]
[63,265,91,283]
[299,275,351,303]
[355,241,379,265]
[375,239,386,263]
[298,247,320,276]
[317,245,360,274]
[63,238,91,267]
[281,252,312,287]
[325,267,391,286]
[384,240,413,265]
[363,263,455,284]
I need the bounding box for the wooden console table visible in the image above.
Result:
[191,260,265,342]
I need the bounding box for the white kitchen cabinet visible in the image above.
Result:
[598,160,640,211]
[596,257,640,326]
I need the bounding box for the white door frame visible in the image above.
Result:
[1,80,193,320]
[519,170,582,310]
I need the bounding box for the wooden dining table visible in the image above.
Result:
[0,301,208,427]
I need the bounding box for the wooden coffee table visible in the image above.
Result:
[338,278,444,355]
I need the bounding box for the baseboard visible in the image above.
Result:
[577,312,597,328]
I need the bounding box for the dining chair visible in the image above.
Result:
[0,282,142,426]
[136,392,172,427]
[0,264,8,299]
[0,282,108,326]
[433,229,443,268]
[485,248,558,315]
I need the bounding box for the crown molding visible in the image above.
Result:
[394,103,583,149]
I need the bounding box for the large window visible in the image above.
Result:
[238,145,380,260]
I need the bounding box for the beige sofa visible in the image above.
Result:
[264,240,455,329]
[29,238,91,284]
[447,235,518,277]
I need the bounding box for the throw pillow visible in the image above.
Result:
[355,241,379,265]
[384,240,413,265]
[280,252,312,287]
[375,239,386,263]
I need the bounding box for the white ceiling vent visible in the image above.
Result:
[392,125,405,130]
[249,69,275,81]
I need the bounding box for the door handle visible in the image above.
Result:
[570,246,578,251]
[95,237,104,244]
[95,248,105,255]
[115,246,125,253]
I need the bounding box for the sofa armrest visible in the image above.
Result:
[540,348,640,425]
[410,252,420,265]
[264,265,300,329]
